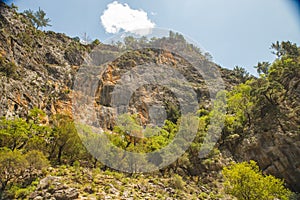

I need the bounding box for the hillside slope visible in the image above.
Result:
[0,2,299,199]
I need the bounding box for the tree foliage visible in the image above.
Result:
[224,41,300,137]
[0,56,18,78]
[233,66,251,83]
[0,117,30,151]
[0,148,49,198]
[222,160,291,200]
[0,149,28,197]
[49,114,86,164]
[24,7,51,29]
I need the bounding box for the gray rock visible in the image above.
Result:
[30,176,79,200]
[53,188,79,200]
[38,176,62,190]
[33,196,43,200]
[65,188,79,199]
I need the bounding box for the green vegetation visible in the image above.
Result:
[219,41,299,198]
[23,7,51,29]
[111,113,175,153]
[9,3,18,11]
[0,8,299,197]
[223,160,291,200]
[49,114,86,165]
[0,149,49,199]
[115,31,202,56]
[0,108,89,198]
[223,41,300,139]
[171,174,185,190]
[0,55,18,78]
[233,66,251,83]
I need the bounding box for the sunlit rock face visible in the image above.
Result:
[227,129,300,191]
[1,2,299,192]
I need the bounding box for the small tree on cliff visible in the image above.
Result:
[24,7,51,29]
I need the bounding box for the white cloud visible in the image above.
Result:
[100,1,155,35]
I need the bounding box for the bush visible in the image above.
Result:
[5,181,37,199]
[25,150,49,171]
[172,174,185,190]
[0,56,18,78]
[0,150,28,197]
[91,39,101,46]
[222,160,292,200]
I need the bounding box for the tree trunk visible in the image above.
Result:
[57,146,63,164]
[93,159,97,168]
[0,180,8,200]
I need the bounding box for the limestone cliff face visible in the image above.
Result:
[232,129,300,191]
[0,3,88,119]
[92,48,211,130]
[1,3,299,192]
[222,74,300,191]
[0,3,238,123]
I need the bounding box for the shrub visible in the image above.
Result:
[0,150,28,198]
[222,160,292,200]
[172,174,185,190]
[25,150,50,171]
[0,56,18,78]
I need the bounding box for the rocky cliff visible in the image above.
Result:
[0,2,299,194]
[0,2,239,127]
[0,2,90,120]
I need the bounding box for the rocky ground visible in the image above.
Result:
[28,166,232,200]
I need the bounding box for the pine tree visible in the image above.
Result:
[24,7,51,29]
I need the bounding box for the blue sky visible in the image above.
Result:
[4,0,300,75]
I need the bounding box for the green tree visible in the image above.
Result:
[27,107,46,125]
[166,102,180,124]
[24,7,51,29]
[222,160,291,200]
[49,114,86,165]
[226,83,254,131]
[233,66,250,82]
[24,150,50,184]
[250,41,300,132]
[0,110,51,153]
[0,117,30,150]
[0,149,28,198]
[254,61,270,76]
[271,41,299,58]
[10,3,18,11]
[25,150,49,171]
[77,123,109,168]
[113,114,143,148]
